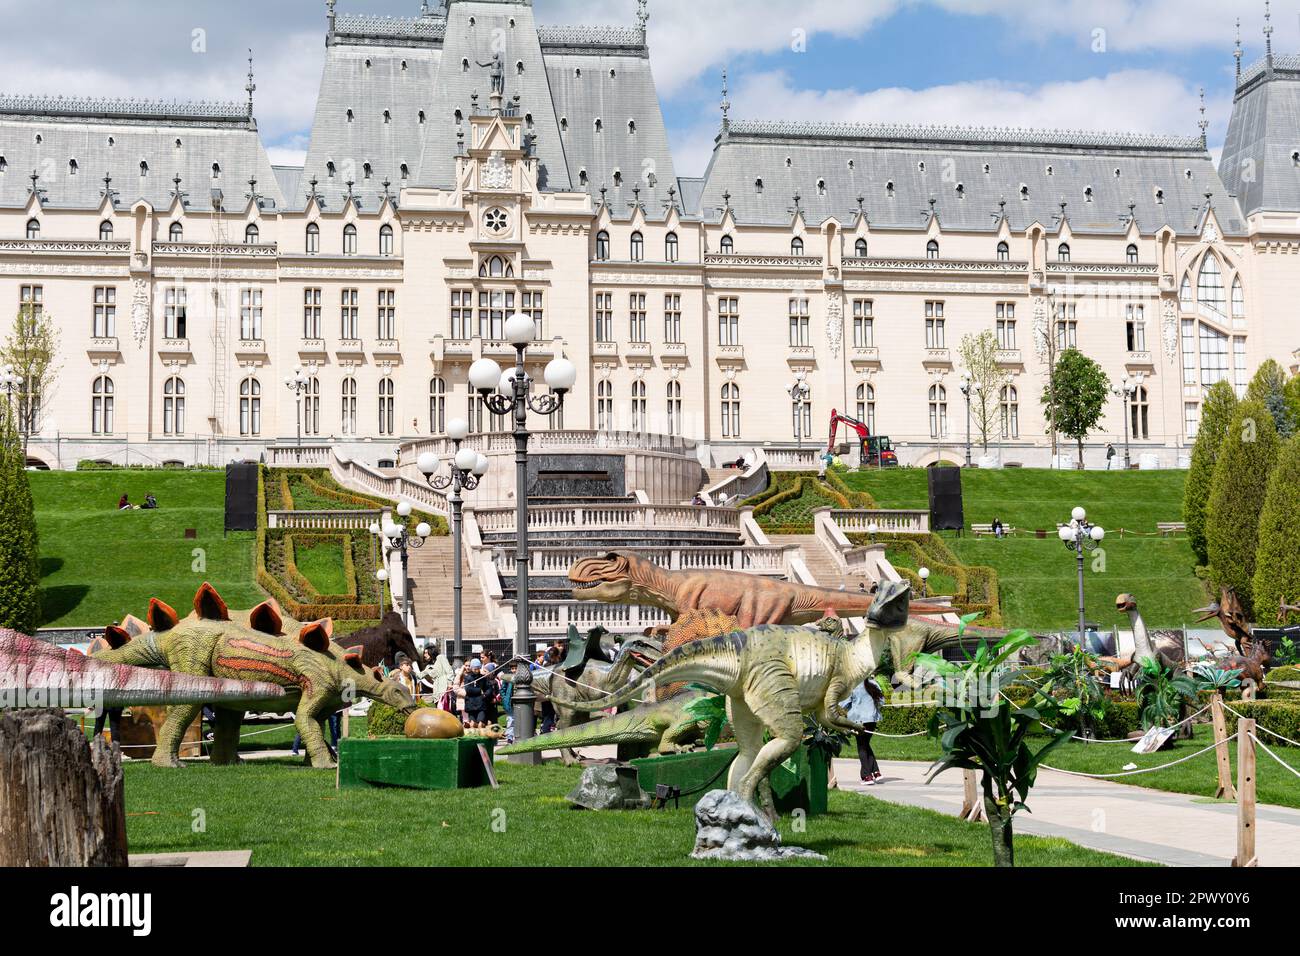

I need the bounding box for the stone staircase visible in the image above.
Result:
[778,534,869,590]
[406,535,494,640]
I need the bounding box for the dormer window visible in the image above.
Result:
[401,60,407,70]
[1019,184,1029,200]
[327,162,336,178]
[1184,169,1193,180]
[516,61,524,74]
[105,136,112,147]
[400,163,410,179]
[35,134,43,145]
[1154,187,1164,204]
[755,177,763,193]
[579,168,588,186]
[610,69,616,78]
[791,237,804,256]
[174,138,182,148]
[785,157,792,168]
[848,159,855,170]
[139,161,148,176]
[628,119,636,134]
[454,109,463,123]
[575,67,582,78]
[212,163,220,178]
[364,58,371,68]
[99,220,113,241]
[560,117,568,131]
[926,239,939,259]
[983,163,991,174]
[1046,164,1054,176]
[816,178,826,196]
[594,118,602,132]
[69,159,78,175]
[613,169,622,186]
[1084,186,1093,202]
[917,161,925,173]
[418,110,426,124]
[0,156,6,172]
[955,183,965,198]
[1114,167,1122,178]
[885,180,894,198]
[383,110,391,123]
[462,58,469,71]
[363,162,373,179]
[347,109,354,122]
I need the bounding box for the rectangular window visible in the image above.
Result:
[788,297,809,347]
[340,288,358,339]
[594,292,613,343]
[995,302,1016,349]
[303,287,322,339]
[1199,324,1229,385]
[1054,302,1076,349]
[377,288,396,340]
[1181,319,1197,385]
[629,292,647,343]
[93,286,116,338]
[450,289,473,339]
[1185,402,1200,438]
[718,297,739,346]
[664,294,682,344]
[1125,304,1146,352]
[521,290,544,339]
[165,286,188,339]
[925,301,945,349]
[1233,337,1248,395]
[238,288,262,340]
[852,299,873,348]
[20,284,43,319]
[478,289,514,339]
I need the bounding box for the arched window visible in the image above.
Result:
[1126,243,1138,264]
[630,380,647,431]
[1198,254,1225,316]
[855,238,868,257]
[244,222,259,244]
[163,376,185,435]
[665,231,678,262]
[25,219,39,240]
[305,222,320,254]
[363,162,373,180]
[212,162,221,178]
[400,163,410,179]
[139,161,149,176]
[1180,275,1193,309]
[378,378,395,435]
[91,376,114,434]
[69,159,79,176]
[928,384,948,439]
[343,223,358,255]
[595,230,610,261]
[720,235,734,254]
[341,377,357,436]
[302,376,321,437]
[926,239,939,259]
[996,241,1009,262]
[1000,385,1019,439]
[478,255,512,278]
[596,379,614,430]
[791,385,812,439]
[791,237,804,256]
[239,377,261,436]
[855,383,875,433]
[1232,275,1245,317]
[630,231,644,261]
[429,377,446,433]
[721,382,741,438]
[379,223,394,256]
[169,221,183,241]
[1130,385,1149,440]
[1057,242,1071,263]
[326,161,336,178]
[99,220,113,241]
[666,380,682,436]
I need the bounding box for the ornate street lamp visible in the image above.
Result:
[283,367,309,448]
[0,365,22,419]
[918,566,930,598]
[1111,373,1143,471]
[468,313,577,758]
[959,374,982,467]
[1058,506,1105,649]
[371,502,432,634]
[417,418,489,667]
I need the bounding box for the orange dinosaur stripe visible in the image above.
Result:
[227,639,293,658]
[215,656,310,695]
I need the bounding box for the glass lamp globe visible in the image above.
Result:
[1071,506,1087,522]
[867,523,879,535]
[504,312,535,345]
[368,522,381,536]
[376,569,389,582]
[1058,525,1076,542]
[415,522,432,539]
[455,448,478,472]
[544,357,577,393]
[473,453,489,477]
[499,368,519,396]
[447,417,470,441]
[396,501,412,518]
[918,567,930,580]
[1090,525,1105,542]
[417,452,440,475]
[469,358,503,392]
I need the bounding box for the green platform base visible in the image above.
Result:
[629,744,827,816]
[337,737,495,791]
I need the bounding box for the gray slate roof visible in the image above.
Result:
[1220,55,1300,216]
[694,120,1245,235]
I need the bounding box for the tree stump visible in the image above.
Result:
[0,709,128,866]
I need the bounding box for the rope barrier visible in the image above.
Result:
[1039,736,1230,779]
[1222,703,1300,749]
[999,689,1208,744]
[111,720,297,751]
[1250,734,1300,780]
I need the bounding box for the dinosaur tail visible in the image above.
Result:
[568,632,745,713]
[498,708,657,755]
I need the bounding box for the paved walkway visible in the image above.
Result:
[833,757,1300,866]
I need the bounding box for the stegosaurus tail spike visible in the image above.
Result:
[194,582,231,621]
[147,597,180,632]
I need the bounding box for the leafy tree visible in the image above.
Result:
[1183,381,1238,566]
[1040,348,1110,468]
[1246,360,1296,438]
[1285,376,1300,431]
[0,405,41,633]
[957,330,1009,451]
[1253,436,1300,627]
[1206,399,1279,620]
[0,306,60,455]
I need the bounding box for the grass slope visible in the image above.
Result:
[841,468,1206,629]
[293,538,350,596]
[120,756,1145,867]
[32,471,261,627]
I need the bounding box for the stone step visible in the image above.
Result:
[405,536,494,638]
[777,534,871,591]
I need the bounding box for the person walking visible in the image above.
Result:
[842,677,884,784]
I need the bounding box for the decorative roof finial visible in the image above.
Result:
[345,179,354,199]
[307,176,319,202]
[29,170,39,193]
[326,0,337,39]
[245,49,256,117]
[420,0,430,16]
[1198,87,1209,147]
[637,0,649,37]
[720,67,731,133]
[1235,17,1243,83]
[664,184,678,212]
[172,172,183,196]
[1264,0,1274,64]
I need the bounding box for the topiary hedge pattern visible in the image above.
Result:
[847,530,1003,626]
[745,469,876,533]
[367,701,415,737]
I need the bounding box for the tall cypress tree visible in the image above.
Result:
[1183,381,1237,566]
[0,405,40,632]
[1206,400,1279,620]
[1254,437,1300,627]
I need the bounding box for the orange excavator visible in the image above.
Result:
[827,409,897,468]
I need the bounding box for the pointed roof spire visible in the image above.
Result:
[1235,17,1243,83]
[245,49,256,117]
[1264,0,1274,66]
[1198,87,1209,147]
[326,0,337,38]
[720,67,731,133]
[637,0,649,38]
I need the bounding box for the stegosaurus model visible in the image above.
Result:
[92,583,416,768]
[572,580,915,814]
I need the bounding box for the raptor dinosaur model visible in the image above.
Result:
[569,580,914,814]
[1193,588,1276,696]
[498,688,712,758]
[92,583,416,768]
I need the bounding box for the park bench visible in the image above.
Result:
[971,522,1015,537]
[1157,522,1186,536]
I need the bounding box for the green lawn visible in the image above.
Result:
[32,471,262,628]
[841,467,1206,629]
[120,754,1146,867]
[293,537,350,596]
[866,724,1300,810]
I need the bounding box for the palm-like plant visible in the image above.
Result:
[1134,657,1197,730]
[1192,663,1243,695]
[916,621,1070,867]
[1039,645,1107,738]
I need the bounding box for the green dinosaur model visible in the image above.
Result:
[92,583,416,768]
[571,579,913,814]
[498,688,712,757]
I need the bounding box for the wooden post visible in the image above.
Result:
[1211,693,1236,801]
[0,710,128,866]
[960,768,984,821]
[1232,718,1257,868]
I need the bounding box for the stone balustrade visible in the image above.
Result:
[401,428,698,464]
[763,447,821,470]
[473,502,741,535]
[266,509,382,530]
[831,508,931,534]
[524,601,671,634]
[489,544,797,577]
[266,444,334,467]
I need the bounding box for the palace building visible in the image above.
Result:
[2,0,1298,471]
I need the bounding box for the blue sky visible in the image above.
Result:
[0,0,1285,175]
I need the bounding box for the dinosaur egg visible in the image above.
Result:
[404,708,464,740]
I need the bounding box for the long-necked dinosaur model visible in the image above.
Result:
[569,551,948,627]
[92,583,417,768]
[569,580,913,814]
[0,628,287,709]
[1095,593,1188,689]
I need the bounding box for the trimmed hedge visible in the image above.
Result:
[1223,700,1300,746]
[284,533,360,603]
[745,470,875,533]
[367,701,416,737]
[849,530,1003,626]
[1268,666,1300,683]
